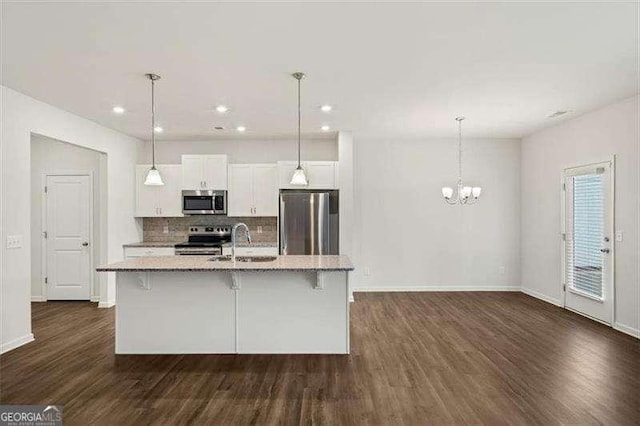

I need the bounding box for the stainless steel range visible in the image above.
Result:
[174,226,231,256]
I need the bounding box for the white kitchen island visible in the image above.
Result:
[97,255,353,354]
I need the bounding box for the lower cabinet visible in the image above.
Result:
[221,246,278,257]
[124,247,175,259]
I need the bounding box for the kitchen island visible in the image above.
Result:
[97,255,353,354]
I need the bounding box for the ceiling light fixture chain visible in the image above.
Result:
[144,73,164,186]
[441,116,481,205]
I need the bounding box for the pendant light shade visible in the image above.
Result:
[144,167,164,186]
[290,166,308,186]
[290,72,308,186]
[144,73,164,186]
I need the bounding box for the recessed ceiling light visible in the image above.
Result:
[321,125,331,132]
[216,105,229,113]
[154,126,163,133]
[236,126,246,132]
[548,110,570,118]
[320,105,333,113]
[112,106,125,114]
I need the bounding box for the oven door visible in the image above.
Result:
[182,190,227,215]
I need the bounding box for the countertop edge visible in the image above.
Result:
[97,267,354,272]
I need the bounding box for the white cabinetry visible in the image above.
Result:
[221,246,279,256]
[135,165,183,217]
[277,161,339,189]
[181,155,228,190]
[124,246,175,259]
[228,164,278,217]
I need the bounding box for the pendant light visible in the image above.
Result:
[144,73,164,186]
[290,72,308,186]
[441,117,481,204]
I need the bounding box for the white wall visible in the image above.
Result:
[1,86,143,353]
[138,138,338,164]
[352,137,521,291]
[521,95,639,336]
[30,134,108,302]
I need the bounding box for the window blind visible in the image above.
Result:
[567,174,604,298]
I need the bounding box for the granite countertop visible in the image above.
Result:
[124,241,278,248]
[123,241,183,248]
[97,255,354,272]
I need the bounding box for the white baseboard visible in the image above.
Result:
[1,333,35,354]
[614,322,640,339]
[98,300,115,308]
[355,285,521,292]
[31,295,46,302]
[521,287,563,306]
[91,296,100,303]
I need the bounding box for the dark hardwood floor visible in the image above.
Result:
[1,292,638,425]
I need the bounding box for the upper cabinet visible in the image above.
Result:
[277,161,339,189]
[181,155,228,190]
[228,164,278,217]
[135,165,183,217]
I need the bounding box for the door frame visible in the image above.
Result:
[560,155,616,325]
[41,171,95,301]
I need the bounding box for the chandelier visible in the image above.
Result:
[441,117,481,204]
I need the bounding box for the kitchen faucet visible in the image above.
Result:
[231,223,252,262]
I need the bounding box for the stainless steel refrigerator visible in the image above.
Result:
[279,190,339,255]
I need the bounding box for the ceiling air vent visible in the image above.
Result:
[548,110,570,118]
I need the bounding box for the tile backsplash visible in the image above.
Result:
[143,216,278,243]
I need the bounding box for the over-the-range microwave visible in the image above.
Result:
[182,190,227,215]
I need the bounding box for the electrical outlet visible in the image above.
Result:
[256,226,263,234]
[163,223,169,234]
[615,231,623,242]
[6,235,22,249]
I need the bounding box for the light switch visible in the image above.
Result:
[6,235,23,249]
[615,231,623,242]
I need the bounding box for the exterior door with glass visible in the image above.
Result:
[563,160,614,325]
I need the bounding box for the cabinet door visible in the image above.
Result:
[181,155,205,190]
[253,164,278,216]
[307,161,338,189]
[203,155,228,190]
[156,165,184,217]
[135,165,159,217]
[277,161,307,189]
[227,164,254,217]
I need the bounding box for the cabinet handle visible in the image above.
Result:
[159,207,163,215]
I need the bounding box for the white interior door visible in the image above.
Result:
[46,175,92,300]
[563,161,613,324]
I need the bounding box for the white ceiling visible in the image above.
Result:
[2,1,638,140]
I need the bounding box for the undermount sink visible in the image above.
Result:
[209,255,232,262]
[235,256,278,263]
[208,255,278,263]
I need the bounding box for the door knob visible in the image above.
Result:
[82,242,89,247]
[600,248,610,253]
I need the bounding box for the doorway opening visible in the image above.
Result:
[561,159,615,325]
[30,134,107,302]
